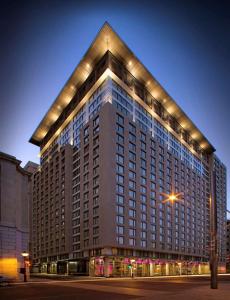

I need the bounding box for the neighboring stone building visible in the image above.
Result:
[0,152,38,279]
[29,23,227,276]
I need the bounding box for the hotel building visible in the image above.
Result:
[29,23,227,276]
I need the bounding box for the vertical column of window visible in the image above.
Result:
[140,131,147,248]
[73,106,87,149]
[52,155,57,254]
[149,138,157,249]
[128,122,136,247]
[102,78,112,104]
[82,125,90,249]
[154,119,168,147]
[72,148,81,256]
[157,144,165,250]
[91,119,100,246]
[92,115,100,246]
[115,113,125,245]
[60,149,66,252]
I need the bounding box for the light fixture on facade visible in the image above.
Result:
[161,192,184,204]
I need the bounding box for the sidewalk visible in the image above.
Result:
[30,272,230,281]
[30,273,95,281]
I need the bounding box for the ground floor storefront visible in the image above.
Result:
[35,260,88,275]
[89,256,211,277]
[32,256,226,277]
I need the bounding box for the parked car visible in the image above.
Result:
[0,275,14,287]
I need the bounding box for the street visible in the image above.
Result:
[1,275,230,300]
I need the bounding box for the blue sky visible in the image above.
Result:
[0,0,229,209]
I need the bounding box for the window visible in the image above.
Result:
[141,203,147,212]
[129,180,136,189]
[117,134,124,144]
[93,116,99,127]
[116,174,124,184]
[141,240,147,247]
[116,194,124,204]
[117,124,124,135]
[116,164,124,174]
[129,123,136,133]
[93,156,99,166]
[140,177,146,185]
[129,171,136,179]
[141,150,146,159]
[84,127,89,136]
[140,132,146,141]
[117,144,124,154]
[129,229,136,236]
[84,154,89,163]
[93,166,99,176]
[83,182,89,191]
[141,159,146,168]
[93,176,99,186]
[129,219,136,227]
[129,190,136,199]
[116,226,124,235]
[140,194,146,202]
[93,207,99,215]
[129,142,136,152]
[129,209,136,218]
[129,199,136,208]
[93,126,99,135]
[129,238,135,246]
[141,168,146,176]
[129,132,136,142]
[117,236,124,244]
[129,161,136,170]
[151,182,156,190]
[141,141,146,150]
[93,196,99,206]
[116,154,124,164]
[117,114,124,125]
[116,184,124,194]
[141,231,147,239]
[129,151,136,161]
[116,215,124,224]
[140,186,147,194]
[93,237,99,245]
[141,222,147,230]
[116,205,124,214]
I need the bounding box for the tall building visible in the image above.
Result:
[0,152,38,278]
[29,23,227,276]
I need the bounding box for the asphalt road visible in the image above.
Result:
[1,275,230,300]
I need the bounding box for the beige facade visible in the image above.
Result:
[0,152,37,278]
[29,23,227,276]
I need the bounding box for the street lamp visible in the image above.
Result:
[21,251,29,282]
[161,192,184,204]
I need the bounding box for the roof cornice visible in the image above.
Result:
[29,22,215,153]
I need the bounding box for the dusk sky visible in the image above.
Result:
[0,0,229,209]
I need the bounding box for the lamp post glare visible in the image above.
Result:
[161,192,184,204]
[21,251,29,282]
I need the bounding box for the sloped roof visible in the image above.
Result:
[29,22,215,153]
